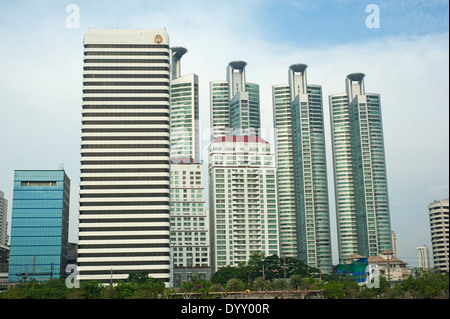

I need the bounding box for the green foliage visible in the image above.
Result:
[1,257,448,299]
[81,280,103,299]
[211,252,318,288]
[399,269,449,299]
[225,278,246,292]
[210,266,242,286]
[289,275,303,290]
[253,277,271,291]
[322,278,359,299]
[272,278,289,291]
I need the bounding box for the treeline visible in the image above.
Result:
[1,253,448,299]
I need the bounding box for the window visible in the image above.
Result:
[21,181,57,187]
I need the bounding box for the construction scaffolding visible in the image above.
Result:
[337,254,368,284]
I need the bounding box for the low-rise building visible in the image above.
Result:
[368,250,411,283]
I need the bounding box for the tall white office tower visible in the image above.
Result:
[170,47,199,160]
[78,29,171,285]
[210,61,260,140]
[209,136,280,273]
[428,198,449,273]
[272,64,332,273]
[417,245,430,270]
[170,159,210,284]
[330,73,392,261]
[0,191,8,246]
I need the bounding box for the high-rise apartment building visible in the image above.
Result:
[272,64,332,273]
[428,198,449,273]
[170,47,200,160]
[209,136,280,273]
[330,73,392,260]
[77,29,171,285]
[210,61,260,140]
[0,191,8,246]
[417,245,430,270]
[9,170,70,282]
[169,46,210,284]
[170,159,210,284]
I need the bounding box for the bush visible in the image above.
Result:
[225,278,246,292]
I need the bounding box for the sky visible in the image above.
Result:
[0,0,448,268]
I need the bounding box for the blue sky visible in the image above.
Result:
[0,0,448,267]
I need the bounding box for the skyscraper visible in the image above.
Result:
[330,73,392,261]
[209,136,280,273]
[272,64,332,273]
[428,198,449,273]
[170,159,210,283]
[9,170,70,282]
[210,61,260,140]
[417,245,430,270]
[170,47,200,160]
[0,191,8,246]
[77,29,171,285]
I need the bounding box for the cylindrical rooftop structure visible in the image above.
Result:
[171,47,188,79]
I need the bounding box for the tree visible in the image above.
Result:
[253,277,271,291]
[211,266,241,286]
[322,279,359,299]
[27,279,69,299]
[225,278,246,292]
[272,279,289,291]
[81,280,103,299]
[400,268,449,299]
[289,275,303,290]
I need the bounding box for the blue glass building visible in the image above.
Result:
[8,170,70,282]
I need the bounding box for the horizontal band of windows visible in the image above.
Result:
[81,160,169,165]
[79,235,169,240]
[81,193,170,199]
[82,112,169,117]
[79,218,170,223]
[80,185,169,190]
[84,74,170,79]
[81,177,169,182]
[82,137,169,142]
[85,51,170,56]
[79,226,170,231]
[84,66,169,71]
[83,112,170,120]
[83,105,170,110]
[84,44,169,49]
[83,66,170,73]
[83,89,169,94]
[82,128,169,133]
[80,202,169,207]
[78,243,169,249]
[83,97,169,102]
[84,82,169,86]
[78,252,170,258]
[81,169,169,175]
[78,261,170,267]
[79,210,169,216]
[81,144,169,150]
[82,278,170,284]
[78,270,170,277]
[80,152,169,157]
[84,59,169,65]
[81,121,169,125]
